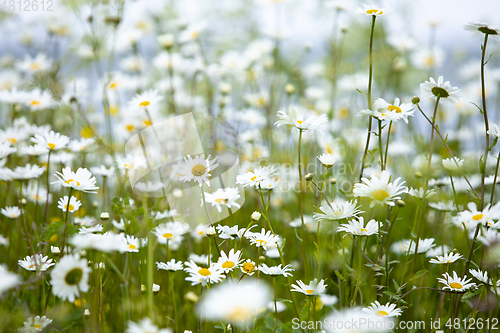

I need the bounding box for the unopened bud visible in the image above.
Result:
[206,226,216,236]
[21,198,27,205]
[84,309,91,316]
[251,211,261,221]
[93,200,99,207]
[51,246,60,254]
[396,199,406,207]
[219,82,231,95]
[329,178,337,184]
[185,291,199,303]
[152,283,160,292]
[100,212,109,220]
[226,324,232,331]
[259,255,266,261]
[415,172,423,179]
[411,96,420,105]
[285,83,295,94]
[305,173,313,181]
[158,33,175,48]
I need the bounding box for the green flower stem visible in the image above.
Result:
[384,121,393,170]
[378,119,384,170]
[480,33,490,210]
[43,150,52,225]
[490,151,500,204]
[58,187,73,261]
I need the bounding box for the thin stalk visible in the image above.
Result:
[480,33,490,210]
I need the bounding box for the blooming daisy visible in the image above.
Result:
[429,252,462,264]
[11,164,46,180]
[0,142,16,159]
[247,228,280,251]
[313,199,363,222]
[1,206,21,218]
[429,200,455,212]
[197,279,270,328]
[240,259,257,276]
[18,254,55,272]
[408,187,436,199]
[173,154,219,187]
[317,153,336,167]
[31,130,69,151]
[372,98,415,123]
[156,259,183,271]
[125,317,172,333]
[438,271,476,292]
[236,166,277,188]
[355,4,389,16]
[19,315,53,332]
[275,107,328,131]
[153,222,189,246]
[469,268,492,285]
[337,217,381,237]
[57,196,82,213]
[353,170,407,208]
[53,167,99,193]
[0,265,20,295]
[442,157,464,171]
[203,187,241,212]
[464,22,500,37]
[260,175,280,190]
[258,263,294,277]
[184,260,226,286]
[122,235,141,252]
[0,235,8,246]
[409,238,436,254]
[128,89,163,111]
[363,301,402,317]
[291,278,327,296]
[24,89,56,111]
[190,224,208,240]
[50,254,91,302]
[420,76,461,104]
[216,249,243,273]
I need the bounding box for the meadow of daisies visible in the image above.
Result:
[2,0,500,332]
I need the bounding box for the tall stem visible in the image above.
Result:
[43,150,52,225]
[480,33,490,210]
[359,15,377,180]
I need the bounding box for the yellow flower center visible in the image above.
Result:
[366,9,382,14]
[31,100,40,106]
[215,198,225,204]
[139,101,150,107]
[256,239,267,246]
[191,164,207,176]
[361,228,368,233]
[30,63,40,70]
[388,105,402,113]
[128,244,136,250]
[143,119,151,126]
[449,282,463,289]
[242,262,255,274]
[163,233,173,239]
[48,143,56,150]
[191,31,200,39]
[472,214,483,221]
[29,264,35,269]
[296,120,304,124]
[109,82,117,89]
[305,289,314,295]
[33,324,42,330]
[65,179,81,186]
[11,214,16,218]
[424,56,435,67]
[222,261,235,269]
[250,176,257,181]
[126,124,135,131]
[7,137,17,144]
[376,310,389,317]
[228,306,250,322]
[66,204,75,211]
[372,189,390,201]
[198,268,211,276]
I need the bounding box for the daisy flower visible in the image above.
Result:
[1,206,21,218]
[236,166,276,188]
[260,175,280,190]
[247,228,280,251]
[31,130,70,152]
[125,317,171,333]
[258,263,294,277]
[429,252,462,264]
[317,153,336,167]
[197,279,270,328]
[337,217,381,237]
[275,108,328,131]
[173,154,219,187]
[0,265,20,294]
[0,142,16,159]
[363,301,402,317]
[53,167,99,193]
[16,53,52,73]
[409,238,436,254]
[57,196,82,213]
[438,271,476,292]
[216,249,243,273]
[355,4,389,16]
[291,278,327,296]
[240,259,257,276]
[11,164,46,180]
[408,187,436,199]
[184,260,226,287]
[464,22,500,37]
[372,98,415,123]
[456,202,497,228]
[420,76,461,104]
[18,254,55,272]
[487,123,500,137]
[429,200,455,212]
[0,235,8,246]
[203,187,241,212]
[442,157,464,171]
[128,89,164,111]
[469,269,492,285]
[24,89,56,111]
[156,259,183,271]
[19,315,53,332]
[313,199,363,222]
[50,254,92,302]
[153,222,189,246]
[353,170,407,208]
[191,224,208,240]
[122,235,141,252]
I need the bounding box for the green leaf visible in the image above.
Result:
[410,270,428,281]
[334,270,345,281]
[460,287,483,302]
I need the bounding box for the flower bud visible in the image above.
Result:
[396,199,406,207]
[185,291,199,303]
[158,33,175,48]
[206,226,216,237]
[329,178,337,184]
[415,171,423,179]
[305,173,314,181]
[285,83,295,94]
[152,283,160,292]
[100,212,109,220]
[411,96,420,105]
[251,211,261,221]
